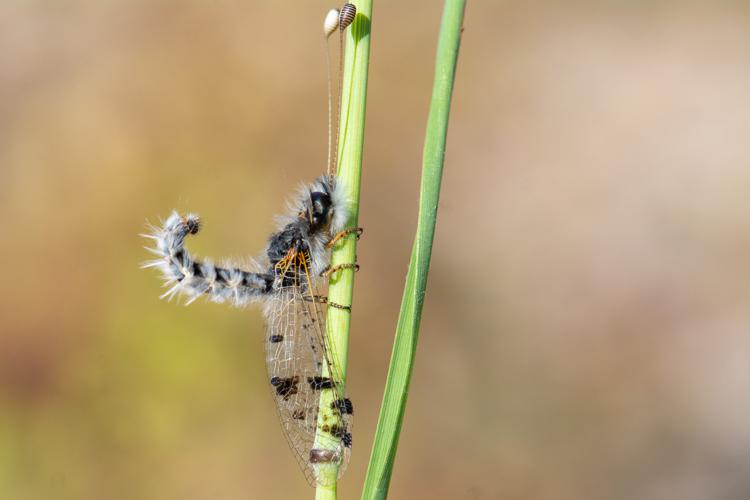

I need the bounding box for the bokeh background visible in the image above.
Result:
[2,1,750,499]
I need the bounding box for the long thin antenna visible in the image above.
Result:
[334,4,356,176]
[323,4,357,177]
[323,8,339,177]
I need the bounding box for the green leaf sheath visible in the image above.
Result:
[361,1,465,499]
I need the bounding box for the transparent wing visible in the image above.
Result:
[264,250,352,486]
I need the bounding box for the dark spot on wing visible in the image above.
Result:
[307,376,334,390]
[269,334,284,343]
[321,423,349,442]
[309,449,338,464]
[270,376,299,400]
[292,409,306,420]
[332,424,346,439]
[331,398,353,415]
[342,432,352,448]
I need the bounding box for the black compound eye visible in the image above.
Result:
[309,191,332,227]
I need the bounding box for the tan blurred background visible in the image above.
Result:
[2,1,750,499]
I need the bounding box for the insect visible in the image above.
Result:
[142,4,360,487]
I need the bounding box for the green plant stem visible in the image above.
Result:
[315,1,373,499]
[361,1,465,498]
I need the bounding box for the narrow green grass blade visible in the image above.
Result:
[315,2,373,499]
[361,1,465,498]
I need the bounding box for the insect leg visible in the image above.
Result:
[326,227,363,248]
[319,262,359,278]
[303,295,330,304]
[142,211,273,305]
[302,294,351,312]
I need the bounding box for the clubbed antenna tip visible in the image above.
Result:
[324,8,340,38]
[338,4,356,32]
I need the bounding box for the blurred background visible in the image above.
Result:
[2,1,750,498]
